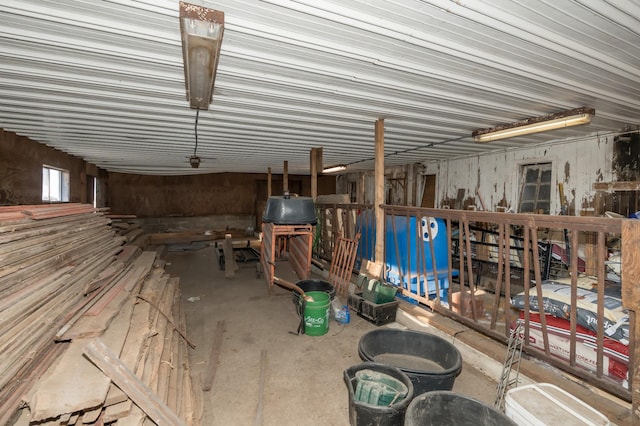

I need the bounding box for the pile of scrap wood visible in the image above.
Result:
[0,204,200,425]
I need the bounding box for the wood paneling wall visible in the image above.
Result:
[108,172,336,217]
[0,129,106,206]
[0,128,336,216]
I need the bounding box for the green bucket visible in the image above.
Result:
[302,291,330,336]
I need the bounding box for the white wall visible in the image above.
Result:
[338,133,616,214]
[422,134,614,214]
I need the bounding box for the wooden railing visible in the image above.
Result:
[315,202,634,405]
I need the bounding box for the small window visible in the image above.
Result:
[518,162,552,214]
[348,181,357,203]
[42,166,70,202]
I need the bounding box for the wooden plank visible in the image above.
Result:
[102,270,166,410]
[255,349,267,426]
[123,228,144,243]
[166,285,182,415]
[593,181,640,191]
[29,291,137,421]
[80,406,102,424]
[224,234,237,278]
[202,320,226,392]
[147,231,217,246]
[83,273,129,317]
[22,205,98,220]
[103,400,131,423]
[0,342,68,426]
[155,278,180,406]
[29,339,111,422]
[83,338,185,426]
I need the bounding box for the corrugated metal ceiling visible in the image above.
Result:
[1,0,639,175]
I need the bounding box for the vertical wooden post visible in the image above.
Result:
[224,233,237,279]
[267,167,272,197]
[374,119,385,264]
[358,173,365,204]
[310,148,319,200]
[283,161,289,194]
[315,147,323,174]
[581,208,597,275]
[622,219,640,418]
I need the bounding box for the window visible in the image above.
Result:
[348,181,357,203]
[42,166,70,202]
[518,162,552,214]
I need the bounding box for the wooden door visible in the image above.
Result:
[421,174,436,208]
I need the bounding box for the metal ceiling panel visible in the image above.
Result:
[1,0,639,175]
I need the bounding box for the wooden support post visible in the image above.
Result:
[310,148,319,200]
[374,119,384,264]
[316,147,323,177]
[622,219,640,419]
[283,161,289,194]
[267,167,272,197]
[224,234,237,278]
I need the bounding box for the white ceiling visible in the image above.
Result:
[1,0,639,175]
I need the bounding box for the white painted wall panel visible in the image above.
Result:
[430,136,613,215]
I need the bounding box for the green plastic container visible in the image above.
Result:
[362,279,398,304]
[302,291,330,336]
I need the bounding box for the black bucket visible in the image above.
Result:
[344,362,414,426]
[404,391,517,425]
[292,279,336,312]
[358,329,462,396]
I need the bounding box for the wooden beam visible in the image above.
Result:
[267,167,272,197]
[224,234,237,278]
[283,161,289,194]
[310,148,319,200]
[593,181,640,191]
[83,338,185,426]
[374,118,385,263]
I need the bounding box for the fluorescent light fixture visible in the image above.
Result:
[322,165,347,173]
[179,2,224,110]
[473,107,595,143]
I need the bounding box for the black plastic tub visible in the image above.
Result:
[358,329,462,396]
[262,195,317,225]
[404,391,517,425]
[344,362,414,426]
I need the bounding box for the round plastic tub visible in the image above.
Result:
[358,329,462,396]
[404,391,517,425]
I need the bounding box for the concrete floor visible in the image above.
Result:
[165,243,498,426]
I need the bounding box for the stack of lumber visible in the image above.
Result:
[108,215,147,246]
[0,204,200,426]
